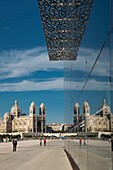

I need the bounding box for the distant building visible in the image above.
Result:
[73,100,113,132]
[47,123,73,132]
[0,100,46,133]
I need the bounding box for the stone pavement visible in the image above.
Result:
[64,139,112,170]
[20,149,72,170]
[0,139,72,170]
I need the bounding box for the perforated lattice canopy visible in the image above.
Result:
[38,0,94,60]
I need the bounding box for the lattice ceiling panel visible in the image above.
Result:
[38,0,94,60]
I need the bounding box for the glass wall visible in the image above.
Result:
[64,0,113,169]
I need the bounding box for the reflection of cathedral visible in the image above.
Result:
[0,100,46,133]
[73,100,113,132]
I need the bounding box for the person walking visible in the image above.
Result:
[40,139,42,146]
[43,138,46,146]
[12,139,17,152]
[84,138,86,146]
[79,138,82,146]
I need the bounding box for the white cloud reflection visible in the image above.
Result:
[0,46,111,91]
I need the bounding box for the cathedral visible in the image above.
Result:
[73,100,113,132]
[0,100,46,133]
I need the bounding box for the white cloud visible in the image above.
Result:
[0,47,64,79]
[0,77,111,92]
[0,46,110,79]
[64,47,110,77]
[0,46,111,92]
[65,79,111,91]
[0,78,64,91]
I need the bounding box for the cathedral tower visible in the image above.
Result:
[29,102,37,133]
[82,101,90,132]
[38,103,46,133]
[73,102,81,132]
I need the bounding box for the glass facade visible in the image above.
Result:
[64,0,113,169]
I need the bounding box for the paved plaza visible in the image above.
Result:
[0,139,113,170]
[0,139,72,170]
[65,139,113,170]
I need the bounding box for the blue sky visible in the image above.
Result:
[0,0,111,124]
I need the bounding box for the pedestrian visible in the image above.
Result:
[43,138,46,146]
[79,138,82,146]
[12,139,17,152]
[84,138,86,146]
[109,138,111,143]
[40,139,42,146]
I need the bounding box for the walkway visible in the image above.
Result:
[0,139,72,170]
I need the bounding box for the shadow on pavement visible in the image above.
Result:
[64,149,80,170]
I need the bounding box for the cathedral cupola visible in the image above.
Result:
[11,100,22,118]
[4,112,10,121]
[99,99,111,117]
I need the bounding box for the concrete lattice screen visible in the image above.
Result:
[38,0,94,60]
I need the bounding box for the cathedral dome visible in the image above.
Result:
[11,100,21,117]
[99,99,111,116]
[11,100,21,112]
[99,100,110,110]
[4,112,9,120]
